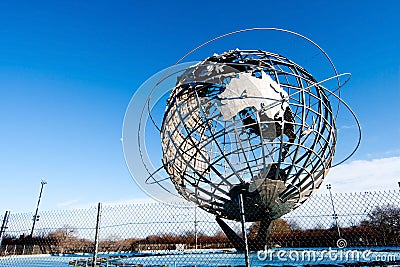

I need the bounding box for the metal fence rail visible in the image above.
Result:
[1,190,400,266]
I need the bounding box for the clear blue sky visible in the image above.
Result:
[0,0,399,213]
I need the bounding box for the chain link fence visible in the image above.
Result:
[1,190,400,266]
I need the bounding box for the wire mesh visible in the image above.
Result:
[1,190,400,266]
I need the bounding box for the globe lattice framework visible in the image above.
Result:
[161,49,336,225]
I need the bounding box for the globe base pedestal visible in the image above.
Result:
[216,216,272,252]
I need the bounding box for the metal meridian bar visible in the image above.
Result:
[93,203,102,267]
[238,193,250,267]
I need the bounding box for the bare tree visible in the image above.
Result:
[365,204,400,245]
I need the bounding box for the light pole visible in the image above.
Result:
[327,184,347,248]
[30,179,47,237]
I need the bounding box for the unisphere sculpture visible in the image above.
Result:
[122,29,361,252]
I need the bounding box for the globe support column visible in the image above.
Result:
[238,193,250,267]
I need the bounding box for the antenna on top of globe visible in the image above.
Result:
[122,28,361,257]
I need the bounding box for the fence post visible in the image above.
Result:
[238,193,250,267]
[194,206,198,250]
[0,211,10,246]
[93,203,102,267]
